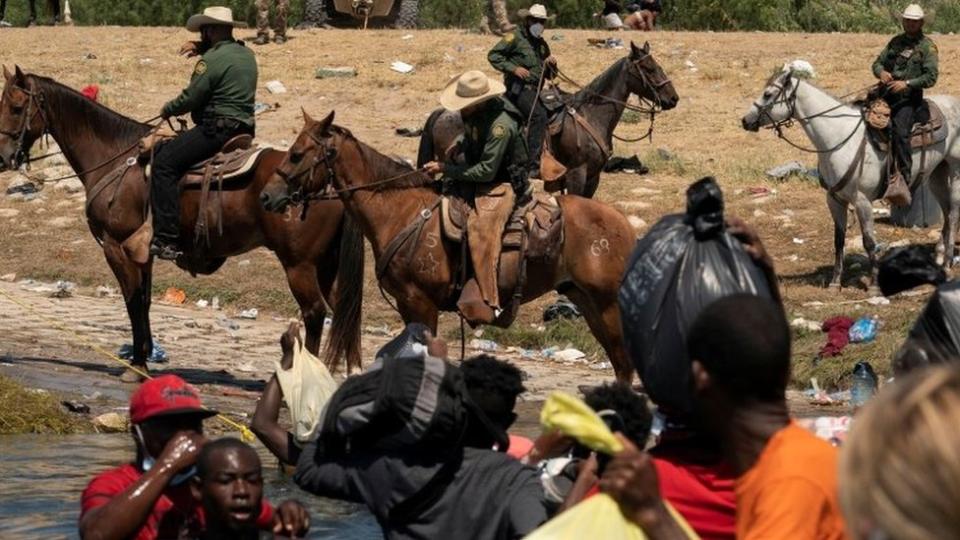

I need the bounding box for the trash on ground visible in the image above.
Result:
[390,61,415,74]
[765,160,818,181]
[217,316,240,331]
[848,316,879,343]
[603,155,649,175]
[118,343,168,364]
[0,273,16,282]
[315,66,358,79]
[212,297,220,310]
[866,295,890,306]
[469,339,499,352]
[265,80,287,94]
[83,52,97,60]
[395,127,423,138]
[543,300,582,322]
[819,316,854,358]
[364,324,392,337]
[589,361,612,371]
[792,237,805,244]
[93,412,127,433]
[94,285,119,297]
[401,34,413,40]
[160,287,187,304]
[239,308,259,320]
[254,102,274,115]
[551,34,564,41]
[851,361,878,409]
[797,415,851,444]
[6,182,38,196]
[873,207,891,217]
[61,400,90,414]
[790,317,821,332]
[195,299,209,308]
[553,348,586,362]
[656,147,675,161]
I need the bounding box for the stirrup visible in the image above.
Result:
[150,241,182,261]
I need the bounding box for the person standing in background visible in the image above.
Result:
[0,0,59,27]
[254,0,289,45]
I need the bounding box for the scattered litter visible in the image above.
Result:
[139,58,153,65]
[798,415,851,444]
[390,61,415,74]
[364,324,392,337]
[93,412,127,433]
[764,161,818,181]
[627,215,646,230]
[217,316,240,331]
[587,37,623,49]
[254,102,273,115]
[848,316,879,343]
[550,34,564,41]
[543,300,582,322]
[684,59,696,68]
[234,362,258,373]
[315,66,357,79]
[401,34,414,40]
[160,287,187,304]
[212,297,220,310]
[83,391,103,401]
[656,147,675,161]
[49,280,75,298]
[239,308,259,320]
[792,237,805,245]
[95,285,117,298]
[395,127,423,138]
[851,361,878,409]
[6,182,38,196]
[790,317,821,332]
[541,346,559,358]
[866,296,890,306]
[0,273,15,282]
[265,80,287,94]
[237,259,251,267]
[872,207,891,218]
[604,155,649,175]
[589,361,612,371]
[118,343,168,363]
[819,316,854,358]
[83,52,97,60]
[195,299,209,308]
[553,348,586,362]
[61,400,90,414]
[748,186,773,198]
[469,339,499,352]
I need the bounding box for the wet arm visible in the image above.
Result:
[251,374,301,466]
[79,466,178,540]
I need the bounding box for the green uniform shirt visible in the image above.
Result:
[872,32,939,90]
[444,97,528,184]
[488,27,554,88]
[162,40,258,128]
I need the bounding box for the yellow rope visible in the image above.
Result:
[0,285,255,442]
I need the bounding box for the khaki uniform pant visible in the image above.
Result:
[467,183,515,309]
[256,0,289,37]
[481,0,511,33]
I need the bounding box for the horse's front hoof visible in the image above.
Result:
[120,366,148,383]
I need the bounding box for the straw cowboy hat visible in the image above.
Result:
[901,4,925,20]
[440,71,506,111]
[517,4,553,20]
[186,6,246,32]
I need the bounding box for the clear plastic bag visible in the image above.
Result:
[275,339,338,443]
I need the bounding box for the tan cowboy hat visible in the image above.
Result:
[186,6,246,32]
[518,3,552,20]
[440,71,506,112]
[901,4,925,20]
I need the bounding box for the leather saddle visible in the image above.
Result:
[865,99,947,152]
[140,134,267,186]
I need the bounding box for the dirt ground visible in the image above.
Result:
[2,26,957,409]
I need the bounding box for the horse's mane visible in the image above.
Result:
[30,74,151,144]
[573,56,629,108]
[335,126,436,191]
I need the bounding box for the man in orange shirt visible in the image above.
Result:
[602,294,847,539]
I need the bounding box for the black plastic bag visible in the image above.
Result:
[877,246,946,297]
[618,177,775,416]
[894,281,960,374]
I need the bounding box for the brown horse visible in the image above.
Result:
[0,66,364,380]
[260,111,639,383]
[418,41,679,198]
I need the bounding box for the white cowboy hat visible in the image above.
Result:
[186,6,246,32]
[440,71,506,112]
[518,4,551,20]
[901,4,925,20]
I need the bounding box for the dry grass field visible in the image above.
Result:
[2,26,959,391]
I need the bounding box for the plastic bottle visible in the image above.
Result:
[851,361,878,410]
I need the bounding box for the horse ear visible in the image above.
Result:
[2,65,11,82]
[14,65,25,82]
[318,111,335,135]
[642,41,651,54]
[629,41,640,57]
[302,107,314,125]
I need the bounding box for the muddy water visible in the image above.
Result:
[0,434,380,539]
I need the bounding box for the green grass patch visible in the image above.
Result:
[0,375,90,435]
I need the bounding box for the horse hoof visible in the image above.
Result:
[827,282,841,291]
[120,366,147,383]
[867,286,882,297]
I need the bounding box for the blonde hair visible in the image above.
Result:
[840,366,960,539]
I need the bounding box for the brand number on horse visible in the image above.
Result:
[591,238,610,257]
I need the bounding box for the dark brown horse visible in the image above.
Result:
[418,41,678,198]
[0,67,364,380]
[261,111,639,383]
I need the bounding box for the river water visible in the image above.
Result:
[0,433,381,539]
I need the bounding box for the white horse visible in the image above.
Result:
[741,66,960,290]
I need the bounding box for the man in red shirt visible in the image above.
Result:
[79,374,308,540]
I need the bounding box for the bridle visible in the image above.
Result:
[750,74,871,155]
[0,82,50,168]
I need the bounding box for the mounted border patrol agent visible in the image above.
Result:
[488,3,557,178]
[150,6,258,260]
[423,71,531,324]
[873,3,938,207]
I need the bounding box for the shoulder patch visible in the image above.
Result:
[492,124,507,138]
[194,61,207,76]
[503,33,514,43]
[930,41,939,54]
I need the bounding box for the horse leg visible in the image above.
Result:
[928,163,951,265]
[945,168,960,269]
[562,286,633,385]
[852,192,880,293]
[102,238,151,382]
[826,194,849,289]
[283,263,326,358]
[396,291,439,334]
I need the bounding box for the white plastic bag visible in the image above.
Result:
[275,340,338,443]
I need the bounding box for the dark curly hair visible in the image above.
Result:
[583,383,653,447]
[461,354,526,400]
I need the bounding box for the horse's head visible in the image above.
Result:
[0,66,47,171]
[626,41,678,111]
[741,68,801,132]
[261,109,340,213]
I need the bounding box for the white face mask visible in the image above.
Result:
[135,425,196,487]
[529,22,545,38]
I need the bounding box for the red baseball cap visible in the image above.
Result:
[129,375,218,424]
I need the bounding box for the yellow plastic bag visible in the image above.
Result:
[525,392,699,540]
[275,339,338,443]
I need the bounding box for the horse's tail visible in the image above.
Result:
[324,214,365,372]
[416,108,445,169]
